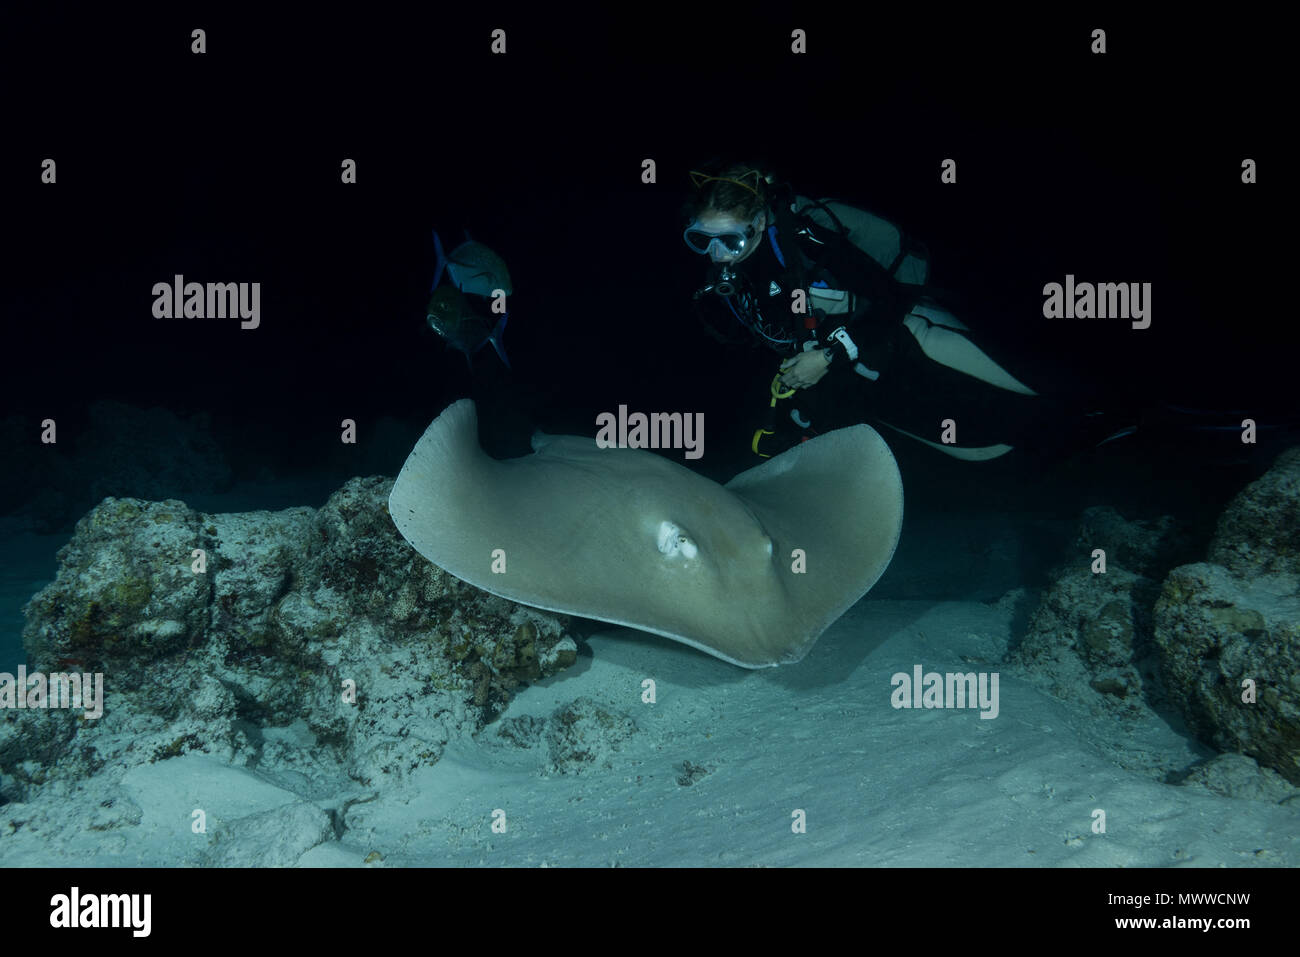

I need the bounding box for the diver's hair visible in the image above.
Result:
[685,162,777,220]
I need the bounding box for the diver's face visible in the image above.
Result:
[693,208,767,263]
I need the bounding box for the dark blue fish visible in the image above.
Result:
[426,230,510,369]
[434,229,512,298]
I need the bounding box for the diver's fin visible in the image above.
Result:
[431,230,448,290]
[1162,404,1256,417]
[1152,402,1297,432]
[1074,403,1292,451]
[1078,409,1141,449]
[1093,425,1139,447]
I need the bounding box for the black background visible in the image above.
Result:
[0,7,1288,515]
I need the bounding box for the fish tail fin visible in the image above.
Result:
[488,313,511,370]
[431,230,448,290]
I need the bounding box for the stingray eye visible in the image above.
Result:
[657,520,698,560]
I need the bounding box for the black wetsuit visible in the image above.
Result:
[703,217,1079,459]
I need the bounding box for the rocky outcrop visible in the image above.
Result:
[1010,506,1193,719]
[1012,449,1300,789]
[1,477,577,808]
[1206,447,1300,578]
[1153,448,1300,785]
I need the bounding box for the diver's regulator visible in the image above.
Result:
[692,264,741,299]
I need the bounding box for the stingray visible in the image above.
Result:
[388,400,903,668]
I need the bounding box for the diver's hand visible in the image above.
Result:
[778,349,832,390]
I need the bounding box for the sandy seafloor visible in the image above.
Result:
[1,489,1297,868]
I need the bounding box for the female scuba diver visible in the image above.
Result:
[684,164,1082,461]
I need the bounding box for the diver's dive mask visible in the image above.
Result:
[683,212,764,258]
